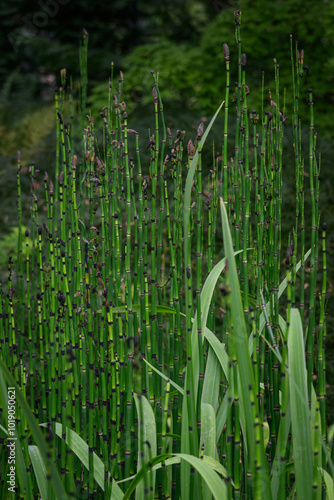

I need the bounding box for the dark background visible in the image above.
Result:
[0,0,333,420]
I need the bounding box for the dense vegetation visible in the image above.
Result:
[0,4,334,499]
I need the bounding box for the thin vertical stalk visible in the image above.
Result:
[122,110,134,477]
[233,9,242,257]
[241,53,250,315]
[222,43,230,202]
[195,128,204,422]
[318,220,327,465]
[307,88,317,401]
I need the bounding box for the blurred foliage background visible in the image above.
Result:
[0,0,334,418]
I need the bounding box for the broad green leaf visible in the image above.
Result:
[194,250,243,405]
[176,453,228,500]
[181,101,224,500]
[44,422,123,500]
[201,348,220,411]
[183,102,225,380]
[202,455,229,481]
[319,468,334,500]
[288,308,313,500]
[134,393,157,499]
[29,446,48,500]
[201,403,217,500]
[200,403,217,459]
[219,200,255,447]
[52,422,104,488]
[123,453,227,500]
[219,198,271,498]
[203,327,230,382]
[192,254,227,408]
[119,454,230,486]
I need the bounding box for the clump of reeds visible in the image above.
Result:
[0,9,333,500]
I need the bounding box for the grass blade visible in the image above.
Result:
[181,101,224,500]
[319,468,334,500]
[42,422,124,499]
[29,446,48,500]
[219,199,255,447]
[177,453,228,500]
[219,198,271,498]
[201,402,217,500]
[134,393,157,500]
[288,308,313,500]
[204,327,230,383]
[142,358,184,395]
[123,453,227,500]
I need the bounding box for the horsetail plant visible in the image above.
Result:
[0,12,333,500]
